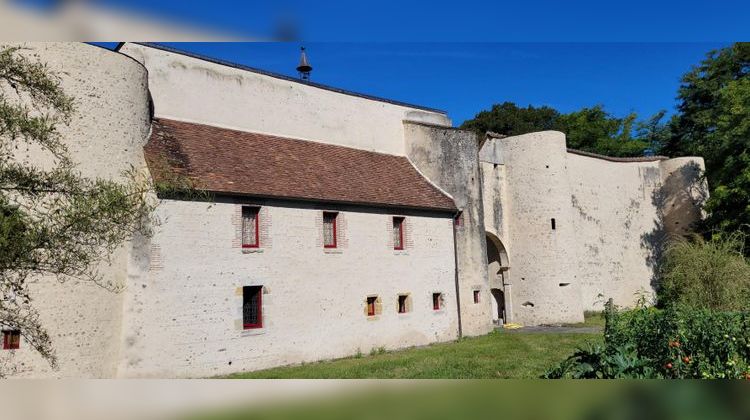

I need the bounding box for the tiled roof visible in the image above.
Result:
[144,119,457,212]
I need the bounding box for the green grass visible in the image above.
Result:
[221,330,600,379]
[563,311,606,328]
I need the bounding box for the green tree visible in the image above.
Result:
[667,43,750,238]
[460,102,560,136]
[461,102,659,157]
[0,45,154,376]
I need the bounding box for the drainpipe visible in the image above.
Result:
[452,209,463,339]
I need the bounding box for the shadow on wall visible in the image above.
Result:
[641,161,708,293]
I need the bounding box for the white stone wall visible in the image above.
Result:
[566,154,664,309]
[5,42,151,377]
[117,199,458,378]
[117,43,451,156]
[495,132,585,325]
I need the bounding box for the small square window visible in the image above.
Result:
[432,293,443,310]
[366,296,377,317]
[2,330,20,350]
[393,217,405,250]
[397,294,410,314]
[243,286,263,329]
[323,212,338,248]
[473,290,480,304]
[242,207,260,248]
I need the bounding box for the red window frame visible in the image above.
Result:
[393,217,405,250]
[241,207,260,248]
[323,212,338,248]
[473,290,480,304]
[2,330,20,350]
[242,286,263,329]
[432,293,442,310]
[366,296,377,316]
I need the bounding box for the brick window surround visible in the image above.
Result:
[243,286,263,329]
[2,330,20,350]
[241,206,260,248]
[323,212,338,248]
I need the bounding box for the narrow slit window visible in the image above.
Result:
[323,212,338,248]
[366,296,377,316]
[454,212,462,227]
[2,330,20,350]
[551,218,556,230]
[393,217,404,250]
[473,290,480,304]
[241,207,260,248]
[242,286,263,329]
[432,293,442,311]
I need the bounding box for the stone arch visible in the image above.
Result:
[486,232,510,324]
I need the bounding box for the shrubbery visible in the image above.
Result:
[658,233,750,311]
[544,301,750,379]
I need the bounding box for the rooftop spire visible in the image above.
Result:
[296,46,312,81]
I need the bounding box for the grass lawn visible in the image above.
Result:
[563,311,606,328]
[221,329,601,379]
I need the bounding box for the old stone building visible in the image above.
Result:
[5,42,707,378]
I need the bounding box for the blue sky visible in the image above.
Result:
[22,1,750,41]
[97,42,727,126]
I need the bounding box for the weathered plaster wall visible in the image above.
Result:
[495,132,584,325]
[403,122,493,337]
[118,43,451,156]
[566,154,664,309]
[7,42,151,377]
[117,198,458,378]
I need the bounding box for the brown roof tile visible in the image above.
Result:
[144,119,456,212]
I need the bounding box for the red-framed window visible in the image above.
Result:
[473,290,481,304]
[323,212,338,248]
[2,330,20,350]
[366,296,377,316]
[433,293,442,310]
[242,286,263,329]
[241,207,260,248]
[393,217,405,250]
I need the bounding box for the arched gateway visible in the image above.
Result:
[486,233,510,324]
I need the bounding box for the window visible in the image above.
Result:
[393,217,404,250]
[397,294,409,314]
[454,212,463,227]
[323,212,338,248]
[473,290,480,304]
[432,293,443,310]
[366,296,377,317]
[242,207,260,248]
[551,218,556,230]
[242,286,263,329]
[2,330,20,350]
